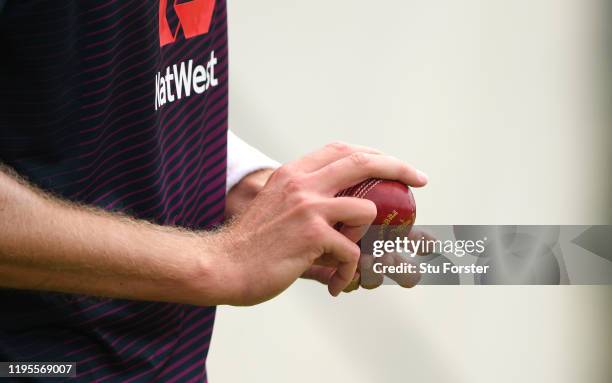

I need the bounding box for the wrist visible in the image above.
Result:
[182,230,246,306]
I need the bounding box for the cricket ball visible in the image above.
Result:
[336,179,416,238]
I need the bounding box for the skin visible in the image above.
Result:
[0,142,428,306]
[241,171,434,293]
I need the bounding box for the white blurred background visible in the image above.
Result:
[208,1,612,382]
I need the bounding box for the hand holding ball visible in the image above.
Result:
[336,178,417,238]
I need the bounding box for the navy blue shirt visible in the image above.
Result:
[0,1,228,381]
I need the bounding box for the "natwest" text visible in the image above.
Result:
[154,51,219,111]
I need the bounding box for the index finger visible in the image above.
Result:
[310,152,428,194]
[290,142,381,173]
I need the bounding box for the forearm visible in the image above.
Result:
[0,166,228,305]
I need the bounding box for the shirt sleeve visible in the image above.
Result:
[226,130,280,192]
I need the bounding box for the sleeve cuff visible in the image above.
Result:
[226,130,280,192]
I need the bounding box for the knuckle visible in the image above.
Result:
[283,176,306,195]
[285,177,304,195]
[272,165,293,181]
[303,219,325,243]
[348,245,361,262]
[349,152,370,167]
[325,141,352,154]
[293,196,319,216]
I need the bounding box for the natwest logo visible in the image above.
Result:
[154,51,219,111]
[159,0,216,47]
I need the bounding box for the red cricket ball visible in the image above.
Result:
[336,178,416,238]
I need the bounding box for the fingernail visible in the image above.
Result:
[416,170,428,184]
[329,286,338,297]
